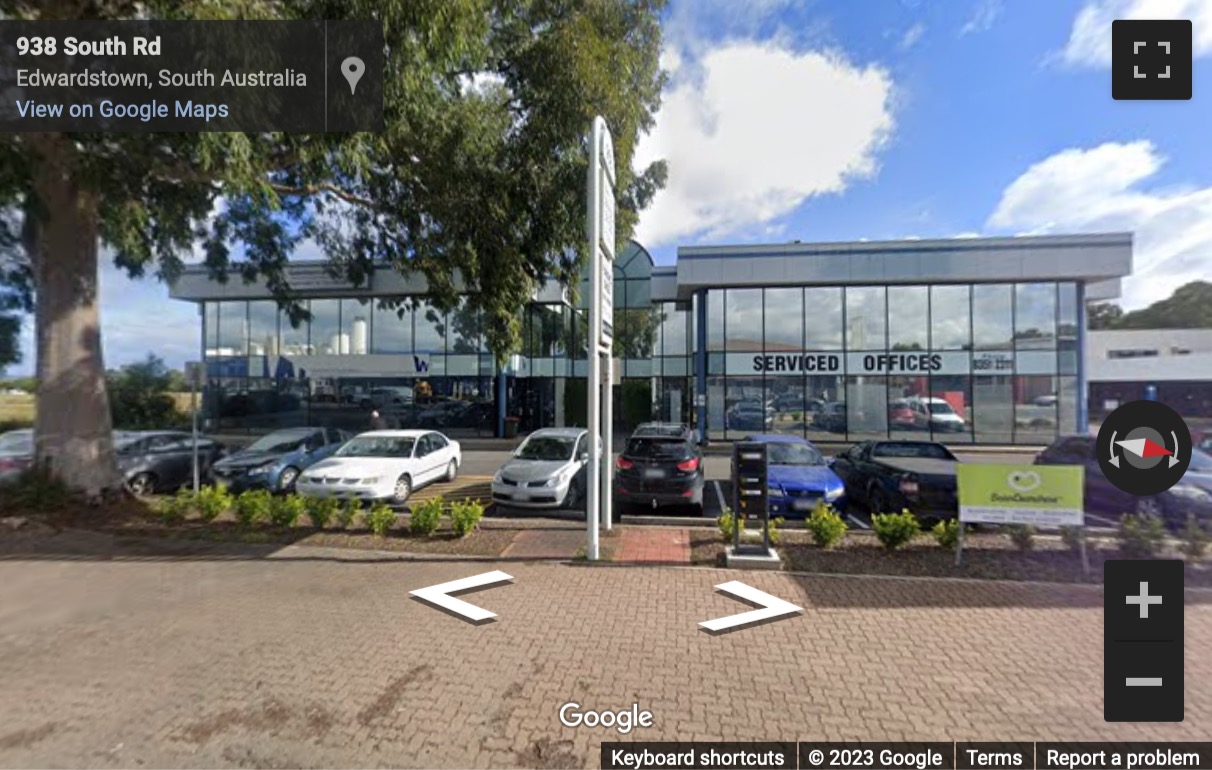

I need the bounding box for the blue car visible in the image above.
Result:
[741,434,846,515]
[212,427,351,494]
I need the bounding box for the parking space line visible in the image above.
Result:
[846,514,870,530]
[1084,512,1119,527]
[713,480,727,513]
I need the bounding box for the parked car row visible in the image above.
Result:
[491,423,709,516]
[0,428,229,494]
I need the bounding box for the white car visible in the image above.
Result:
[295,430,460,504]
[907,397,966,433]
[491,428,594,511]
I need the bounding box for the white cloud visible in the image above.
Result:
[987,140,1212,309]
[900,23,926,50]
[1057,0,1212,68]
[960,0,1002,36]
[633,42,894,247]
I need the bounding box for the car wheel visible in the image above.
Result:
[127,472,156,497]
[278,466,300,493]
[868,482,892,515]
[564,480,583,511]
[444,459,458,482]
[392,475,412,504]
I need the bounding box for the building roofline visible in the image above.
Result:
[677,232,1132,259]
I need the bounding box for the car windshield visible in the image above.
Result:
[873,442,954,460]
[246,431,314,453]
[627,437,687,458]
[765,442,824,466]
[927,402,955,414]
[1188,449,1212,473]
[335,437,415,458]
[0,431,32,454]
[516,436,577,462]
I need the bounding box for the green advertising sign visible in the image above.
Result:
[956,464,1085,527]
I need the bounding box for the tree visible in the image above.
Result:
[108,354,180,430]
[1088,282,1212,331]
[1088,302,1124,330]
[2,0,667,497]
[1118,281,1212,329]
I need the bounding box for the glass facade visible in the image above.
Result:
[702,282,1080,443]
[191,240,1088,444]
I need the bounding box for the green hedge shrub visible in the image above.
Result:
[409,497,443,536]
[233,489,273,528]
[805,501,847,549]
[871,510,920,550]
[1117,512,1167,558]
[450,500,485,538]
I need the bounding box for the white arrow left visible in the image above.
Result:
[699,580,802,633]
[410,570,514,623]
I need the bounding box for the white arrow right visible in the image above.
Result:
[699,580,802,633]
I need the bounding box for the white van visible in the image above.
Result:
[907,397,966,432]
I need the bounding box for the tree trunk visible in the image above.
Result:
[29,135,121,499]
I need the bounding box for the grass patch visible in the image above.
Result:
[0,393,34,425]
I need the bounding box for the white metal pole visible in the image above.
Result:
[603,352,613,530]
[585,119,602,561]
[191,367,200,494]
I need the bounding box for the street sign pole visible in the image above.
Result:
[186,361,202,494]
[585,116,616,559]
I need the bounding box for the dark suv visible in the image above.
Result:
[613,423,705,515]
[1034,434,1212,529]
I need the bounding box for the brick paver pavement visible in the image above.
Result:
[615,528,690,563]
[0,538,1209,768]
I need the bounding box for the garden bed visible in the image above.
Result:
[690,529,1212,586]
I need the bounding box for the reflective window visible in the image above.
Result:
[247,301,279,357]
[846,375,888,440]
[972,284,1013,350]
[372,299,412,354]
[707,290,725,351]
[726,289,763,350]
[616,307,660,359]
[343,299,372,355]
[280,300,309,355]
[930,285,970,350]
[203,302,220,357]
[447,298,481,354]
[1058,282,1079,375]
[310,300,342,354]
[928,377,973,443]
[218,301,247,355]
[1015,283,1056,348]
[973,374,1014,443]
[414,300,445,354]
[887,286,928,351]
[803,288,843,349]
[659,302,690,357]
[1015,375,1059,443]
[845,287,885,351]
[764,288,802,350]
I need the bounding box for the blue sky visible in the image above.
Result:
[9,0,1212,376]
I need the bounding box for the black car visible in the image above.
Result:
[613,423,705,514]
[725,401,774,431]
[117,431,227,496]
[813,402,847,432]
[1034,434,1212,529]
[830,440,960,520]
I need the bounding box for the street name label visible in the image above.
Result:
[0,20,383,131]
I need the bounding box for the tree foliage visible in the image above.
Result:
[108,354,182,430]
[1089,281,1212,331]
[1,0,667,493]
